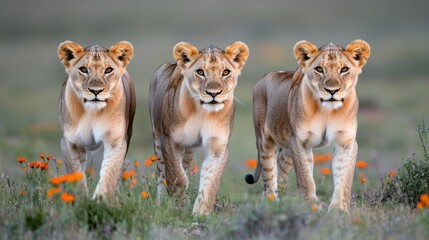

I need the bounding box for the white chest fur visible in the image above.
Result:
[171,112,228,148]
[64,111,111,149]
[296,113,357,148]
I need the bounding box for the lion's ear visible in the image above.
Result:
[225,41,249,70]
[345,40,370,68]
[173,42,199,69]
[110,41,134,68]
[57,41,84,69]
[293,40,318,68]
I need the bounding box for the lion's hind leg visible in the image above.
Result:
[277,146,293,193]
[258,131,279,199]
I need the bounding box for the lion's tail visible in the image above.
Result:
[244,159,261,184]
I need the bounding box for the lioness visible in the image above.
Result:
[57,41,136,198]
[150,41,249,215]
[246,40,370,211]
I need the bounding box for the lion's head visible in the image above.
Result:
[57,41,134,110]
[294,40,370,109]
[173,41,249,112]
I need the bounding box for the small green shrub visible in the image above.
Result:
[365,118,429,206]
[397,118,429,205]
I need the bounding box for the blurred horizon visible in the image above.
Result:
[1,0,428,181]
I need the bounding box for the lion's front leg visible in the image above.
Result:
[290,137,318,202]
[93,138,127,198]
[192,141,229,215]
[329,140,357,212]
[61,138,88,193]
[161,136,188,198]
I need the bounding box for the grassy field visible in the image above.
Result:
[1,147,429,239]
[1,0,429,239]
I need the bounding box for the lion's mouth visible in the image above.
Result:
[84,98,106,103]
[200,100,222,105]
[320,98,344,103]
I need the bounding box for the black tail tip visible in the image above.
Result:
[245,174,255,184]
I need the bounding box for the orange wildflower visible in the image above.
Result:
[245,159,257,169]
[61,192,75,203]
[144,159,153,167]
[86,167,95,176]
[47,187,61,197]
[311,204,319,212]
[46,154,53,161]
[389,169,396,178]
[356,160,369,169]
[162,179,167,185]
[29,161,40,169]
[130,178,138,189]
[267,193,276,202]
[325,154,333,161]
[150,155,158,162]
[39,153,45,159]
[66,172,84,183]
[141,191,149,198]
[353,216,362,225]
[420,194,429,206]
[16,156,27,164]
[417,202,424,209]
[191,162,198,175]
[19,190,27,196]
[39,162,49,171]
[122,170,135,180]
[22,167,28,174]
[134,160,139,168]
[56,159,62,165]
[359,172,366,183]
[50,175,67,185]
[320,167,331,176]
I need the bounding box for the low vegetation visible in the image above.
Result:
[1,121,429,239]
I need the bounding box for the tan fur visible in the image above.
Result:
[57,41,136,198]
[149,41,249,215]
[247,40,370,211]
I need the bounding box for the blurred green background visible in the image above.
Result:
[1,0,428,184]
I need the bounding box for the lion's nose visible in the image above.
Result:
[324,87,340,96]
[88,88,104,96]
[206,90,222,98]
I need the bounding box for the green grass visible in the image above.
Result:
[1,150,428,240]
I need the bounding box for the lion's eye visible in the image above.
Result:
[340,67,349,73]
[196,69,205,77]
[105,67,113,74]
[79,67,88,74]
[314,67,324,73]
[222,69,231,76]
